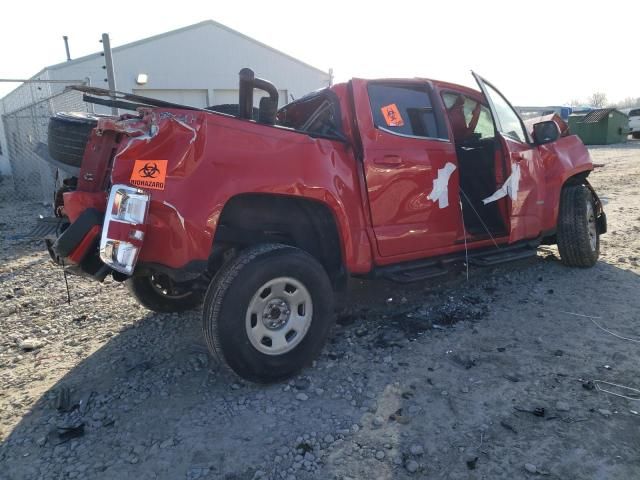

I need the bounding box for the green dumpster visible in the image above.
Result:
[568,108,629,145]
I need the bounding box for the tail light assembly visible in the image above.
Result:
[99,185,150,275]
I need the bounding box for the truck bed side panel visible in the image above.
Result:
[109,110,373,274]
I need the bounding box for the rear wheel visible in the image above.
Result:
[202,244,334,383]
[127,274,203,312]
[557,184,599,267]
[632,132,640,140]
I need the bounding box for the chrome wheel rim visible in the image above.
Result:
[586,200,597,251]
[245,277,313,356]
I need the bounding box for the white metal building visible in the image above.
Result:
[0,20,331,181]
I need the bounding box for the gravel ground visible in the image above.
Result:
[1,141,640,480]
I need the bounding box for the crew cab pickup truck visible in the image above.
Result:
[43,69,606,382]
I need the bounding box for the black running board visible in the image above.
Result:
[468,247,537,266]
[372,239,540,284]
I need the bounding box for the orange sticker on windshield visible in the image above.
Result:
[381,103,404,127]
[130,160,168,190]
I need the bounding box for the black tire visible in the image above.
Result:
[203,244,334,383]
[632,132,640,140]
[127,274,203,313]
[48,112,105,168]
[205,104,259,120]
[557,184,600,267]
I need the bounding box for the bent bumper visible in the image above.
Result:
[41,184,151,281]
[40,209,110,281]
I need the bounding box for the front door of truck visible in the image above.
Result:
[472,73,545,243]
[350,79,459,259]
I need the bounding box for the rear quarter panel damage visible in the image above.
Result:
[109,110,373,274]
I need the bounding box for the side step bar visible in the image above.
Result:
[468,247,537,266]
[372,239,540,284]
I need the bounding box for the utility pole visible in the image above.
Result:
[100,33,118,115]
[62,36,71,61]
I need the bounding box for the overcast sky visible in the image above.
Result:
[1,0,638,105]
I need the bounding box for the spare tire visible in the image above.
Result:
[48,112,105,168]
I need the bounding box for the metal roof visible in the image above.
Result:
[581,108,617,124]
[37,20,329,78]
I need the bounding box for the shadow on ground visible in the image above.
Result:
[2,253,640,479]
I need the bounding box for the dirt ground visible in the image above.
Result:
[1,141,639,480]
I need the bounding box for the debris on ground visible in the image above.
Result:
[1,144,639,478]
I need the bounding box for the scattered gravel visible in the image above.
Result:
[405,460,419,473]
[17,338,44,351]
[409,444,424,456]
[1,144,640,479]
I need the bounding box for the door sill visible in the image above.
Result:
[455,231,508,244]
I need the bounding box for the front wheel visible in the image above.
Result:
[126,274,203,313]
[557,184,600,267]
[202,244,334,383]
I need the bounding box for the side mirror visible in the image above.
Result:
[533,120,559,145]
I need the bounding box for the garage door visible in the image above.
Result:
[213,89,289,108]
[132,89,208,108]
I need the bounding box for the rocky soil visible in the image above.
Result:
[1,142,639,480]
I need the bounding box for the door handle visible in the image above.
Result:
[374,155,403,166]
[511,152,525,162]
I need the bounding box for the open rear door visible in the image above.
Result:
[471,72,545,243]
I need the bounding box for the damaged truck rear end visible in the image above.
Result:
[41,69,606,382]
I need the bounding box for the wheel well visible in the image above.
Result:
[542,171,592,246]
[564,170,590,186]
[211,194,345,287]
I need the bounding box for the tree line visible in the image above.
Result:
[567,93,640,110]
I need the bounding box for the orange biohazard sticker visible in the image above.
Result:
[381,103,404,127]
[130,160,168,190]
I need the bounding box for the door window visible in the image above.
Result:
[442,93,495,140]
[368,84,448,140]
[483,83,528,143]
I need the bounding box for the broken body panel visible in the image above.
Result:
[56,74,596,281]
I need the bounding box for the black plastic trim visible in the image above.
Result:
[52,208,103,258]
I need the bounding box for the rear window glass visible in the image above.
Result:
[629,109,640,117]
[368,84,447,139]
[276,93,343,139]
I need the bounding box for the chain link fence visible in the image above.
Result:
[0,80,89,204]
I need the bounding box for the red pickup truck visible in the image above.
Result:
[44,69,606,382]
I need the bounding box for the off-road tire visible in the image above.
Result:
[127,274,203,313]
[202,244,334,383]
[48,112,104,168]
[557,184,599,267]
